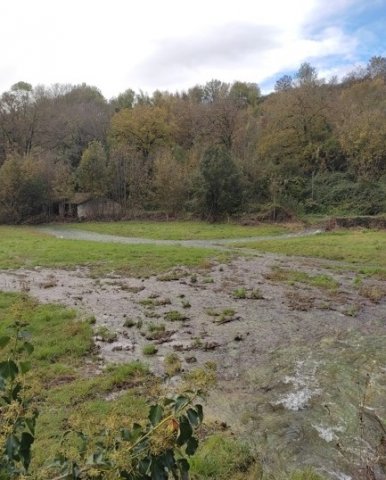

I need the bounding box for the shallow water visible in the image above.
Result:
[241,333,386,478]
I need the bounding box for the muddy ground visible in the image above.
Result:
[1,242,386,478]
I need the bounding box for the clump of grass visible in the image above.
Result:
[190,434,255,480]
[343,304,361,317]
[190,274,198,284]
[233,287,247,299]
[191,337,203,349]
[249,288,264,299]
[142,344,158,356]
[146,325,168,341]
[164,353,182,376]
[352,276,363,288]
[147,322,166,333]
[266,268,339,291]
[155,297,171,306]
[144,311,161,319]
[157,268,187,281]
[118,283,144,293]
[359,283,386,303]
[202,277,214,284]
[139,297,171,308]
[164,310,188,322]
[95,326,117,343]
[215,308,237,325]
[86,315,96,325]
[184,362,217,390]
[123,318,136,328]
[145,322,166,340]
[139,298,155,308]
[181,299,191,309]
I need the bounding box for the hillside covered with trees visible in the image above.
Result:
[1,56,386,223]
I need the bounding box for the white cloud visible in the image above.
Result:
[0,0,366,97]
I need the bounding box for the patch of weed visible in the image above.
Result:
[164,310,188,322]
[233,287,247,299]
[190,434,255,479]
[142,344,158,355]
[95,326,118,343]
[164,353,182,376]
[123,318,136,328]
[266,268,339,291]
[359,283,386,303]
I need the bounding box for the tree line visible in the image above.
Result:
[1,56,386,223]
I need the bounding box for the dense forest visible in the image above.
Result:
[1,56,386,223]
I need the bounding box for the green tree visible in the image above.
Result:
[0,154,49,223]
[77,141,109,196]
[110,105,173,158]
[195,146,242,221]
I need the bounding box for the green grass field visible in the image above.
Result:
[237,230,386,275]
[65,220,297,240]
[0,227,226,276]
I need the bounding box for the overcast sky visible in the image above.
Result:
[1,0,385,98]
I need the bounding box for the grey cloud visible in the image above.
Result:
[135,22,280,85]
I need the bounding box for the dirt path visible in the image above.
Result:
[37,225,323,249]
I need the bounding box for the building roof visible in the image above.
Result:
[70,193,95,205]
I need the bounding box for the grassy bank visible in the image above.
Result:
[237,230,386,275]
[0,226,226,276]
[64,220,298,240]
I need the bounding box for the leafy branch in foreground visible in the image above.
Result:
[51,392,203,479]
[0,319,37,479]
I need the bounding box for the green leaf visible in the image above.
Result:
[160,450,175,469]
[139,457,152,475]
[177,416,193,446]
[151,460,168,479]
[0,336,10,349]
[185,436,199,455]
[20,360,31,374]
[195,404,204,423]
[6,434,19,460]
[23,341,34,355]
[149,404,164,426]
[122,423,142,442]
[20,431,34,469]
[174,395,189,412]
[177,458,190,473]
[11,382,22,400]
[186,408,199,427]
[26,417,36,436]
[0,360,19,380]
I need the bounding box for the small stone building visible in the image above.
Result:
[54,193,122,219]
